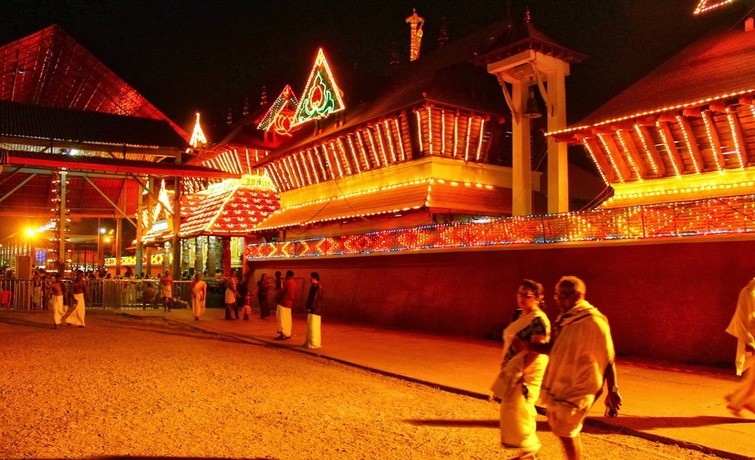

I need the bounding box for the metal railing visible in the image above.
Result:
[0,279,193,311]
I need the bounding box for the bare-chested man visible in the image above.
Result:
[49,273,67,328]
[159,271,174,312]
[67,271,88,328]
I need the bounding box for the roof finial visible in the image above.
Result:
[260,86,268,107]
[226,108,233,125]
[243,97,250,117]
[525,6,532,24]
[189,112,207,148]
[406,8,425,62]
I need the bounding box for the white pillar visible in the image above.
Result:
[546,68,569,213]
[511,79,533,216]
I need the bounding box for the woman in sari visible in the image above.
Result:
[491,279,551,459]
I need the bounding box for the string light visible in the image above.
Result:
[440,109,446,155]
[676,115,701,174]
[616,130,643,181]
[329,142,344,177]
[246,194,755,259]
[340,137,359,174]
[582,139,610,184]
[634,124,661,177]
[293,49,346,126]
[464,116,472,161]
[656,121,682,177]
[726,110,746,169]
[299,151,313,185]
[306,149,320,183]
[598,134,626,182]
[693,0,736,15]
[475,118,485,161]
[375,123,390,164]
[415,110,424,154]
[383,120,397,164]
[453,114,459,158]
[395,118,407,161]
[427,106,433,155]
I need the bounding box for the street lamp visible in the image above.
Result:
[98,226,107,268]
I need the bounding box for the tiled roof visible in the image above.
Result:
[0,25,187,138]
[0,101,188,149]
[179,183,280,238]
[575,19,755,128]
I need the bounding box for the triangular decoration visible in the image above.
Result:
[189,112,208,147]
[292,49,346,127]
[256,85,299,136]
[693,0,737,15]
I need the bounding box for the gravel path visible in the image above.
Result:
[0,311,725,459]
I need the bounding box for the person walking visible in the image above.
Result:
[31,271,42,310]
[725,277,755,415]
[67,271,89,328]
[527,276,621,460]
[257,273,272,318]
[224,269,240,320]
[490,279,550,459]
[159,271,174,312]
[274,270,296,340]
[191,273,207,321]
[302,272,323,349]
[49,273,67,328]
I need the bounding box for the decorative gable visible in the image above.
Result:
[292,49,346,127]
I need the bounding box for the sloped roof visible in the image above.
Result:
[253,180,511,231]
[180,181,280,238]
[1,100,188,150]
[574,19,755,129]
[0,24,187,138]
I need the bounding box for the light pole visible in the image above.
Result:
[98,224,107,269]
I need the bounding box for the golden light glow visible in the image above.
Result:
[598,134,625,182]
[582,139,610,184]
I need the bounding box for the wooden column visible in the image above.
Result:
[511,79,533,216]
[546,67,569,213]
[59,171,67,272]
[135,178,144,277]
[171,176,181,279]
[115,217,122,276]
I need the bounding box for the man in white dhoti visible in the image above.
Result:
[67,271,88,328]
[302,272,323,349]
[537,276,621,460]
[274,270,296,340]
[49,273,67,328]
[725,278,755,415]
[191,273,207,321]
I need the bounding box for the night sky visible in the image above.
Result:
[1,0,752,132]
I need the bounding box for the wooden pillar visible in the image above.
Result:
[220,236,231,278]
[115,217,122,277]
[59,171,67,272]
[511,79,533,216]
[146,177,154,278]
[546,68,569,213]
[135,177,144,277]
[171,176,181,280]
[194,237,203,277]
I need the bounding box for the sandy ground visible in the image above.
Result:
[0,311,727,460]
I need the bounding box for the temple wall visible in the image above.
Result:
[249,238,754,367]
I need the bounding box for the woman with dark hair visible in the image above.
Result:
[491,279,551,459]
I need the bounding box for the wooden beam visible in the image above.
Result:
[583,137,616,183]
[657,121,684,176]
[676,115,704,173]
[634,125,665,177]
[0,135,182,158]
[726,110,748,168]
[83,176,137,228]
[597,133,631,182]
[617,130,648,179]
[0,173,37,205]
[701,111,726,171]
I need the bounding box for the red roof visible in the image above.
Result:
[574,19,755,129]
[0,25,187,139]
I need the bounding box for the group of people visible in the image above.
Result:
[491,276,620,460]
[47,270,89,329]
[269,270,322,349]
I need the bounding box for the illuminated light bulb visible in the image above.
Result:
[676,115,701,174]
[426,107,433,155]
[464,117,472,161]
[656,121,682,177]
[597,134,626,182]
[581,139,609,184]
[476,119,486,161]
[383,120,397,164]
[394,118,407,161]
[453,114,459,158]
[725,111,746,169]
[343,137,361,174]
[415,110,424,154]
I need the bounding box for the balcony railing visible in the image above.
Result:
[245,194,755,259]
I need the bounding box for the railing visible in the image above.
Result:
[245,194,755,259]
[0,279,193,311]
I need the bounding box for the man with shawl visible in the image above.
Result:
[725,278,755,415]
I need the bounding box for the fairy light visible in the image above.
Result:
[299,152,313,185]
[292,49,346,127]
[330,142,345,177]
[475,118,485,161]
[440,109,446,155]
[314,145,329,180]
[367,127,386,166]
[583,139,610,184]
[656,121,682,177]
[633,124,660,176]
[616,130,643,180]
[340,137,360,174]
[375,123,391,164]
[598,134,627,182]
[426,106,433,155]
[383,120,397,163]
[350,133,368,171]
[453,114,459,158]
[233,149,244,174]
[306,149,320,183]
[415,110,424,153]
[693,0,735,15]
[546,89,755,137]
[319,144,335,180]
[283,157,299,188]
[676,115,701,174]
[246,194,755,259]
[288,156,303,188]
[394,118,407,161]
[357,130,376,168]
[726,110,746,168]
[279,158,295,189]
[464,116,472,161]
[245,149,252,175]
